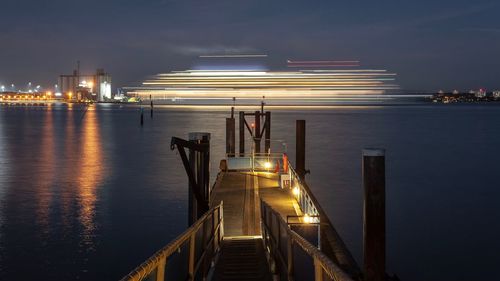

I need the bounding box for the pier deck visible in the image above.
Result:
[210,171,299,237]
[210,171,299,281]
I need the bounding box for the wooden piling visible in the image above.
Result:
[226,118,235,156]
[140,107,144,126]
[254,111,261,154]
[296,120,306,179]
[261,97,265,114]
[232,97,236,119]
[362,149,386,281]
[188,133,211,225]
[150,100,153,119]
[239,111,245,156]
[265,111,271,153]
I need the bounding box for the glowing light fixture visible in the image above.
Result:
[304,214,312,224]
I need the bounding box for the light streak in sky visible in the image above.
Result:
[200,54,268,58]
[287,60,360,67]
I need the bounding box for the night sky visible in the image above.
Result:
[1,0,499,92]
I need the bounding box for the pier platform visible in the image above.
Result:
[210,172,300,237]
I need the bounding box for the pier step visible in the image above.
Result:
[213,237,273,281]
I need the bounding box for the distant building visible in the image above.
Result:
[493,91,500,98]
[475,88,487,98]
[59,68,112,101]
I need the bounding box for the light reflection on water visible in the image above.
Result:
[75,108,103,248]
[35,107,54,237]
[0,104,499,281]
[0,108,6,250]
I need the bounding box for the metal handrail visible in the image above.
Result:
[261,200,353,281]
[120,202,224,281]
[287,161,320,219]
[285,160,362,278]
[224,153,284,172]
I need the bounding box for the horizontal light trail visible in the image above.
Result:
[130,67,398,101]
[288,64,359,67]
[199,54,268,58]
[287,60,360,67]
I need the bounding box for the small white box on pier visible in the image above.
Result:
[280,174,290,189]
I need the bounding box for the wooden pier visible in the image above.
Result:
[120,109,394,281]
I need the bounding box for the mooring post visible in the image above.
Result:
[261,96,265,115]
[232,97,236,119]
[188,132,211,225]
[362,148,386,281]
[296,120,306,179]
[226,117,235,157]
[255,111,261,154]
[265,111,271,153]
[239,111,245,156]
[150,95,153,119]
[140,106,144,126]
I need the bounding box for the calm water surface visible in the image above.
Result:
[0,104,499,280]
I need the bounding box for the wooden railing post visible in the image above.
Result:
[219,204,224,241]
[287,239,294,280]
[201,218,207,279]
[314,257,324,281]
[362,149,386,281]
[188,233,196,280]
[211,210,216,257]
[269,212,277,276]
[156,257,166,281]
[277,218,281,252]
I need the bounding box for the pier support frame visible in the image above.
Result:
[238,111,272,156]
[170,133,211,226]
[362,149,386,281]
[188,133,211,226]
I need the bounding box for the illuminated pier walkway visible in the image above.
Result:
[210,172,298,237]
[120,112,390,281]
[209,172,297,281]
